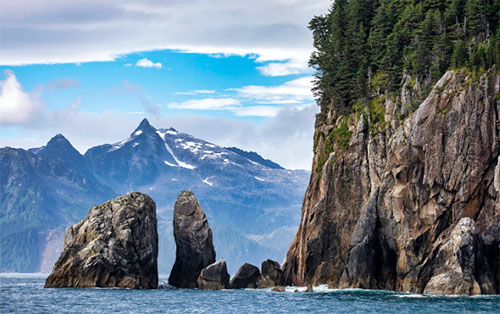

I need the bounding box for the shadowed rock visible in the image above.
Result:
[197,259,230,290]
[424,218,496,295]
[230,263,261,289]
[168,190,216,288]
[258,259,284,288]
[44,192,158,289]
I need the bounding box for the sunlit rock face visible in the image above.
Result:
[283,70,500,295]
[45,192,158,289]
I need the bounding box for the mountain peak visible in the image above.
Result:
[133,118,156,135]
[46,134,72,149]
[138,118,152,129]
[36,133,86,167]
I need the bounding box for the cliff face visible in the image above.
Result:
[283,69,500,294]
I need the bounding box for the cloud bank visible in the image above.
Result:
[0,0,329,74]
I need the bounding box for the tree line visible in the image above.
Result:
[310,0,500,114]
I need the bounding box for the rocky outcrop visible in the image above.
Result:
[258,259,284,288]
[283,69,500,294]
[424,218,495,294]
[230,263,261,289]
[197,259,230,290]
[168,190,216,288]
[45,192,158,289]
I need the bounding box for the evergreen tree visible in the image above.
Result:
[308,0,499,115]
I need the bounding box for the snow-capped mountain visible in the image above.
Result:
[0,119,309,274]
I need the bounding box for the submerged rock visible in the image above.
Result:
[258,259,284,288]
[197,259,230,290]
[271,286,286,292]
[230,263,261,289]
[168,190,216,288]
[44,192,158,289]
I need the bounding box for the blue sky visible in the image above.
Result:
[0,0,330,169]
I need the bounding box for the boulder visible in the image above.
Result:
[168,190,216,288]
[258,259,284,288]
[197,259,230,290]
[230,263,261,289]
[45,192,158,289]
[271,286,286,292]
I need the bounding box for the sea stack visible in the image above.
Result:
[45,192,158,289]
[168,190,216,288]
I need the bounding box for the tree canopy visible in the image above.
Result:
[310,0,500,114]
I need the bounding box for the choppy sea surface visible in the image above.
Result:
[1,274,499,313]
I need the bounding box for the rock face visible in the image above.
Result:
[168,190,216,288]
[230,263,261,289]
[283,69,500,294]
[197,259,230,290]
[45,192,158,289]
[424,218,495,295]
[258,259,284,288]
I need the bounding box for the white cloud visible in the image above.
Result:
[175,90,216,95]
[257,58,311,76]
[232,106,280,117]
[167,77,313,117]
[48,78,80,90]
[112,80,145,93]
[167,98,240,110]
[69,97,82,110]
[135,58,162,69]
[232,76,314,105]
[0,70,41,125]
[0,0,329,70]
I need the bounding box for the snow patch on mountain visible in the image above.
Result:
[157,130,196,170]
[109,137,132,152]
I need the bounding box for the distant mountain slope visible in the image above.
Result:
[0,119,309,274]
[225,147,284,170]
[0,146,115,272]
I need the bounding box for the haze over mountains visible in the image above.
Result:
[0,119,309,274]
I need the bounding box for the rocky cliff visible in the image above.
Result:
[283,69,500,295]
[45,192,158,289]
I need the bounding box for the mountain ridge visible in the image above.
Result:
[0,119,309,274]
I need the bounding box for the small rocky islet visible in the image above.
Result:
[44,190,288,291]
[44,192,158,289]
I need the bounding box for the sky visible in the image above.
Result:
[0,0,330,170]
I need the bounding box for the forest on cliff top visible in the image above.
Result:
[310,0,500,114]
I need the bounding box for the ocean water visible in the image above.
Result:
[1,274,499,313]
